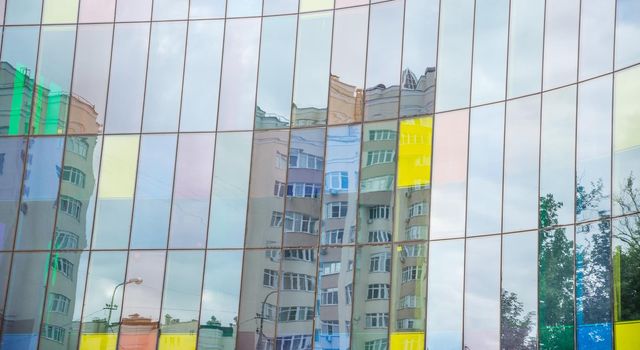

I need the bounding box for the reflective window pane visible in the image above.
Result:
[263,0,298,15]
[5,0,42,24]
[400,0,438,118]
[612,214,640,347]
[471,0,509,105]
[467,104,504,236]
[169,133,216,249]
[435,0,474,112]
[189,0,225,19]
[615,0,640,69]
[501,232,538,348]
[118,251,165,350]
[218,18,261,131]
[15,137,64,250]
[539,227,575,349]
[142,22,187,133]
[577,76,612,222]
[540,86,576,227]
[0,252,49,350]
[54,136,102,250]
[42,0,78,23]
[579,0,615,80]
[227,0,261,17]
[321,125,361,246]
[464,236,500,350]
[105,23,150,134]
[336,0,367,8]
[0,137,26,250]
[613,65,640,217]
[328,6,368,125]
[130,135,177,249]
[152,0,188,20]
[68,24,113,134]
[79,0,116,22]
[284,128,325,246]
[507,0,544,98]
[543,0,580,90]
[503,95,540,232]
[255,15,297,129]
[0,253,10,327]
[426,239,464,349]
[431,110,468,239]
[208,132,252,248]
[92,135,139,249]
[245,130,289,248]
[0,26,39,136]
[115,0,152,22]
[364,0,403,121]
[291,12,333,127]
[299,0,332,12]
[31,26,76,135]
[179,20,224,132]
[158,251,204,349]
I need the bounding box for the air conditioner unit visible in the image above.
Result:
[320,247,328,255]
[367,219,373,224]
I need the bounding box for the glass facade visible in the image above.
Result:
[0,1,637,350]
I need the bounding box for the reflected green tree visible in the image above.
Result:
[501,290,536,350]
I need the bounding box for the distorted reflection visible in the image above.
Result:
[0,137,26,250]
[612,213,640,347]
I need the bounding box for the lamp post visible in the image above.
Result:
[105,278,143,329]
[257,290,277,350]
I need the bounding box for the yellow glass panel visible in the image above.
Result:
[397,116,433,188]
[390,332,425,350]
[98,135,139,199]
[79,333,118,350]
[299,0,333,12]
[42,0,79,23]
[614,321,640,349]
[158,334,197,350]
[614,65,640,152]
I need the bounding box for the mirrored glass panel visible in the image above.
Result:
[169,133,216,249]
[503,95,540,232]
[291,12,333,127]
[31,26,76,135]
[540,86,576,227]
[501,231,538,349]
[104,23,150,134]
[299,0,332,12]
[263,0,298,15]
[613,65,640,217]
[54,136,102,251]
[227,0,261,17]
[463,236,500,350]
[539,226,575,349]
[0,253,10,329]
[115,0,152,22]
[314,246,354,350]
[543,0,580,90]
[255,15,297,129]
[351,245,391,349]
[0,26,39,136]
[42,0,78,23]
[15,137,64,250]
[40,251,89,350]
[245,130,289,249]
[68,24,113,134]
[92,135,139,249]
[426,239,464,350]
[435,0,474,112]
[118,250,165,350]
[79,251,127,350]
[328,6,368,125]
[395,117,432,242]
[284,128,325,247]
[321,125,361,247]
[579,0,615,80]
[467,104,503,236]
[364,0,403,121]
[189,0,225,19]
[615,0,640,69]
[130,135,177,249]
[142,22,187,133]
[217,18,261,131]
[0,137,26,250]
[577,76,612,222]
[358,121,397,244]
[507,0,544,98]
[179,20,224,132]
[471,0,508,105]
[5,0,42,25]
[237,250,279,349]
[208,132,252,248]
[0,252,49,350]
[152,0,188,20]
[400,0,438,118]
[430,110,468,239]
[158,251,205,350]
[79,0,116,22]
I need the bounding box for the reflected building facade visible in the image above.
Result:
[0,0,639,350]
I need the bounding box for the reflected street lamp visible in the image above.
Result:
[105,277,143,329]
[257,290,277,350]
